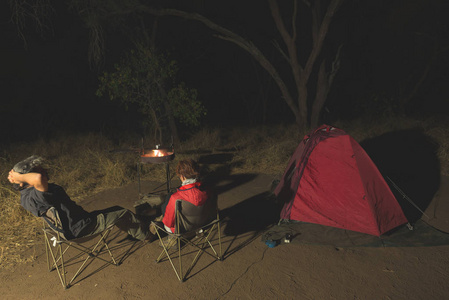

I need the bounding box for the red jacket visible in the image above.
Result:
[162,182,209,233]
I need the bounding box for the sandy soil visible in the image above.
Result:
[1,173,449,300]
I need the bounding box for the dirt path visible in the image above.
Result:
[1,174,449,299]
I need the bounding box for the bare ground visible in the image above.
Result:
[1,173,449,300]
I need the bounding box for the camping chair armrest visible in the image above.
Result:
[196,218,220,232]
[150,221,181,238]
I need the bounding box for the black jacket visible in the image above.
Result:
[20,183,93,239]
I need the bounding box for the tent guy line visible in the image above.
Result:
[386,176,430,219]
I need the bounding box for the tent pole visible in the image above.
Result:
[386,176,429,219]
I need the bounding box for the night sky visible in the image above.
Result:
[1,0,448,143]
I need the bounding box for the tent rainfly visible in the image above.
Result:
[274,124,408,236]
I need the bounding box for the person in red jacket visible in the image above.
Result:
[160,159,212,233]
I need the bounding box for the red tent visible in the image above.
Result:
[274,125,408,236]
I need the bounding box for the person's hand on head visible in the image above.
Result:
[8,169,20,184]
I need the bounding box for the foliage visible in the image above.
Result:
[96,44,206,129]
[168,83,203,127]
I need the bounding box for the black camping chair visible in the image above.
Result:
[42,207,119,289]
[151,196,222,282]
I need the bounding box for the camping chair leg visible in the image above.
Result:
[42,210,119,289]
[184,239,205,279]
[154,228,183,281]
[43,230,68,289]
[68,228,117,286]
[192,224,221,259]
[182,223,223,279]
[44,233,51,271]
[51,244,71,270]
[217,219,222,260]
[57,240,68,289]
[178,238,183,282]
[154,229,169,262]
[191,229,213,267]
[95,228,117,265]
[211,222,223,260]
[152,211,223,282]
[204,225,218,256]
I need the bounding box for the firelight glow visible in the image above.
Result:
[152,150,164,157]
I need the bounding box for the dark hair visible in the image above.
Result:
[13,155,44,174]
[176,159,200,180]
[12,156,49,190]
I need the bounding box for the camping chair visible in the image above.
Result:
[42,207,119,289]
[151,197,222,282]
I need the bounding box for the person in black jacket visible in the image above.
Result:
[8,155,153,241]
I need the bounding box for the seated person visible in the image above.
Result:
[8,155,153,241]
[156,159,214,234]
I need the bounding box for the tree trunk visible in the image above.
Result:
[311,61,329,127]
[157,84,180,147]
[311,45,342,127]
[297,83,309,130]
[162,101,180,147]
[137,2,344,131]
[147,105,163,144]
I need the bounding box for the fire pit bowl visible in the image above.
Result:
[141,148,175,164]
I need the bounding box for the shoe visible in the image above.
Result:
[149,221,164,235]
[145,232,157,242]
[153,215,163,222]
[159,235,177,248]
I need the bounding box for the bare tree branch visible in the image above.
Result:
[310,0,321,42]
[137,5,302,123]
[8,0,54,48]
[268,0,304,120]
[292,0,298,41]
[303,0,344,82]
[272,40,290,63]
[310,43,343,127]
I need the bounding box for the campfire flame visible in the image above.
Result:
[152,149,166,157]
[141,148,173,158]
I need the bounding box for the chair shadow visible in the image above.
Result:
[155,232,224,281]
[360,128,441,223]
[219,191,282,259]
[155,230,255,282]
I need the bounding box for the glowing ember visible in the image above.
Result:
[153,149,166,157]
[141,149,173,157]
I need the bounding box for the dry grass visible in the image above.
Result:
[226,124,306,175]
[0,175,41,269]
[0,116,448,268]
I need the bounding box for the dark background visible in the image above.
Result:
[1,0,448,143]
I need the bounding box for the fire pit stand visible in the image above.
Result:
[137,144,175,198]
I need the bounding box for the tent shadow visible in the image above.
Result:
[360,128,441,223]
[203,166,258,195]
[198,153,234,164]
[193,152,258,195]
[220,192,282,258]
